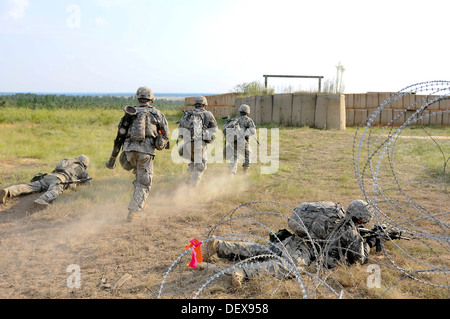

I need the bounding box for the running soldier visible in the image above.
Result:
[0,155,90,207]
[223,104,256,175]
[206,200,375,288]
[109,86,170,222]
[177,96,217,186]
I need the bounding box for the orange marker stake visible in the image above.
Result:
[185,238,203,269]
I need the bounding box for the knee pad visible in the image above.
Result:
[139,172,152,187]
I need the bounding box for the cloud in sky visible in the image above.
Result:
[5,0,29,20]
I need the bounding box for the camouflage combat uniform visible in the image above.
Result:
[120,98,169,218]
[0,155,90,206]
[212,234,314,281]
[223,107,256,175]
[208,201,373,285]
[177,96,217,186]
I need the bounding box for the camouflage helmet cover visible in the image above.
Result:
[77,155,90,168]
[135,86,154,101]
[238,104,251,115]
[346,200,374,223]
[194,96,208,107]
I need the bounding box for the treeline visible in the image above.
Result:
[0,93,184,110]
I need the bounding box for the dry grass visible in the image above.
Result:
[0,116,448,299]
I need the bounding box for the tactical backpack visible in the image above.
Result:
[52,158,85,180]
[288,201,346,240]
[54,159,79,173]
[179,109,205,142]
[129,108,151,142]
[223,116,247,144]
[223,117,241,139]
[128,106,169,150]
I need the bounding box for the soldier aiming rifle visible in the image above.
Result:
[358,224,411,252]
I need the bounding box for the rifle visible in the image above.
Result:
[105,106,137,169]
[61,178,92,185]
[359,224,410,252]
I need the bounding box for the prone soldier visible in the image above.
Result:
[206,200,379,288]
[0,155,91,207]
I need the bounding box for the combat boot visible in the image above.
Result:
[34,198,49,207]
[127,210,139,222]
[0,189,9,204]
[205,237,219,260]
[231,268,245,289]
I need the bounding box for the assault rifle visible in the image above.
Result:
[61,177,92,185]
[358,224,410,252]
[105,106,137,169]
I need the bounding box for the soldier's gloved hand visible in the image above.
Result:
[388,228,402,240]
[105,157,116,169]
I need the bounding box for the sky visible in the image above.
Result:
[0,0,449,94]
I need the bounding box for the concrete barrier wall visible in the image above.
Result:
[183,92,345,130]
[345,92,450,126]
[236,93,346,130]
[182,91,448,128]
[183,93,237,119]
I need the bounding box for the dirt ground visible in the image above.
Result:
[0,132,448,300]
[0,173,259,299]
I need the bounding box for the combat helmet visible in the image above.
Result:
[77,155,90,168]
[135,86,154,102]
[346,200,374,224]
[238,104,250,115]
[194,96,208,107]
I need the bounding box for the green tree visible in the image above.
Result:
[231,80,274,97]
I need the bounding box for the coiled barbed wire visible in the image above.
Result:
[158,82,449,299]
[354,80,449,292]
[157,201,343,299]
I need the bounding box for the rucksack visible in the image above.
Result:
[53,158,79,173]
[223,116,243,141]
[179,109,205,141]
[129,107,151,142]
[288,201,345,240]
[127,106,168,150]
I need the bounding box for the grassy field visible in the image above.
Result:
[0,106,448,299]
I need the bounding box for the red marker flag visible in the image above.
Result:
[185,238,203,269]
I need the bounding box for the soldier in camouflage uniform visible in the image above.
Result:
[223,104,256,175]
[119,86,170,222]
[177,96,217,186]
[0,155,90,207]
[206,200,374,288]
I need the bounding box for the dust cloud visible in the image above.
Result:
[28,170,251,249]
